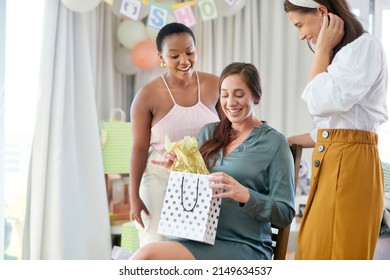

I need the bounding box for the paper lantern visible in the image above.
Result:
[131,40,160,70]
[61,0,101,13]
[117,20,148,49]
[114,47,138,75]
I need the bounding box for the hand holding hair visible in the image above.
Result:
[317,13,345,54]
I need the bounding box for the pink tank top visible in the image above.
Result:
[150,71,219,153]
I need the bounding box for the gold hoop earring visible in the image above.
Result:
[160,62,166,68]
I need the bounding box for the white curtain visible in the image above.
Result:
[22,0,113,259]
[92,4,130,121]
[0,0,5,261]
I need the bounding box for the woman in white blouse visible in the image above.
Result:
[284,0,388,259]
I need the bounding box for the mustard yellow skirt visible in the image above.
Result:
[296,129,384,260]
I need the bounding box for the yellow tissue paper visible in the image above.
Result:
[164,135,209,175]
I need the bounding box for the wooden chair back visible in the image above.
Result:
[271,144,302,260]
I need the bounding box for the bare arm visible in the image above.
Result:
[199,72,220,114]
[129,88,152,227]
[287,133,315,148]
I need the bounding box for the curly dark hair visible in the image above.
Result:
[156,22,195,53]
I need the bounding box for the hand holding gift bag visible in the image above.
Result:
[100,108,132,174]
[163,135,209,174]
[157,136,222,245]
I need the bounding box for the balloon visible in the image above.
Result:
[117,20,148,49]
[215,0,247,17]
[146,27,160,43]
[111,0,148,19]
[61,0,101,13]
[114,47,138,75]
[131,40,160,70]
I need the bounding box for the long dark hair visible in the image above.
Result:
[283,0,365,60]
[199,62,262,168]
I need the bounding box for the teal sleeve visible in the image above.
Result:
[241,138,295,228]
[197,122,218,146]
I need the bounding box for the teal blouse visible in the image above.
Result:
[176,121,295,259]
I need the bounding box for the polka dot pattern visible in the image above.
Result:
[100,121,132,174]
[157,171,222,245]
[120,222,140,253]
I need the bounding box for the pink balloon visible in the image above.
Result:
[131,40,160,70]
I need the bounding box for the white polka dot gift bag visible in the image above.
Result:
[100,108,132,174]
[157,171,222,245]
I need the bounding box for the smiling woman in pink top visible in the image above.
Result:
[129,22,220,247]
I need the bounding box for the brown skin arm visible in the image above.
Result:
[129,87,153,228]
[129,71,219,228]
[198,72,220,114]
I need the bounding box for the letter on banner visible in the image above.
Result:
[224,0,236,6]
[120,0,142,21]
[147,4,168,30]
[198,0,217,21]
[174,5,196,28]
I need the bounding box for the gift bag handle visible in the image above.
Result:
[110,108,126,122]
[180,177,199,212]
